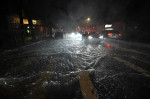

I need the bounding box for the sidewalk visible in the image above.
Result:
[0,37,51,53]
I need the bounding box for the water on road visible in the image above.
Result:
[0,35,150,99]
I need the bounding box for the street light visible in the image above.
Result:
[86,18,91,28]
[87,18,91,22]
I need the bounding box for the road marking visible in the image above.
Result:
[119,48,150,57]
[113,57,150,76]
[131,56,150,65]
[79,71,99,99]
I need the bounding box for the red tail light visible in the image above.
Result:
[89,28,91,31]
[107,33,112,36]
[119,33,122,36]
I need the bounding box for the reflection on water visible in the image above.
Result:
[105,43,111,48]
[0,37,109,98]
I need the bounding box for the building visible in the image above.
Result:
[0,13,50,49]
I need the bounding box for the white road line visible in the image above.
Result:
[79,71,99,99]
[113,57,150,76]
[131,56,150,65]
[119,48,150,57]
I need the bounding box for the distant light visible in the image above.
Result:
[119,33,122,36]
[105,24,112,28]
[32,20,37,24]
[89,28,91,31]
[107,33,112,36]
[99,35,104,39]
[23,19,29,24]
[105,28,113,30]
[27,26,29,29]
[77,33,82,37]
[87,18,91,21]
[71,32,82,39]
[88,36,93,39]
[71,32,75,37]
[27,29,30,34]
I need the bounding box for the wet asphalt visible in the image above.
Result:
[0,34,150,99]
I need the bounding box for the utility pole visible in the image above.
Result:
[19,0,25,45]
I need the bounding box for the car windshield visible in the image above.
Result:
[1,0,150,99]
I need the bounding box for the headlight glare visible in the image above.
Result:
[99,35,104,39]
[88,36,93,39]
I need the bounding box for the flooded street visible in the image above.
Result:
[0,34,150,99]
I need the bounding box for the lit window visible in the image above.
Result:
[23,19,29,24]
[32,20,37,25]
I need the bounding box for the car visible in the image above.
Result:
[100,30,122,39]
[82,32,101,43]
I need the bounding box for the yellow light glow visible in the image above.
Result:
[87,18,91,21]
[32,20,37,24]
[23,19,29,24]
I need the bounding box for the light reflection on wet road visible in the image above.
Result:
[0,35,150,99]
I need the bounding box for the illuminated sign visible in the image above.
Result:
[105,24,112,28]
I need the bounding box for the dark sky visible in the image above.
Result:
[30,0,149,23]
[27,0,130,22]
[1,0,150,26]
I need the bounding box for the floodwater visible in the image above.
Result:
[0,34,150,99]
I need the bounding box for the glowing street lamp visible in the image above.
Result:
[87,18,91,22]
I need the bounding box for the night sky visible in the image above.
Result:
[1,0,150,25]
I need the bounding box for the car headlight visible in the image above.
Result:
[88,36,93,39]
[99,35,104,39]
[77,33,82,37]
[71,32,75,37]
